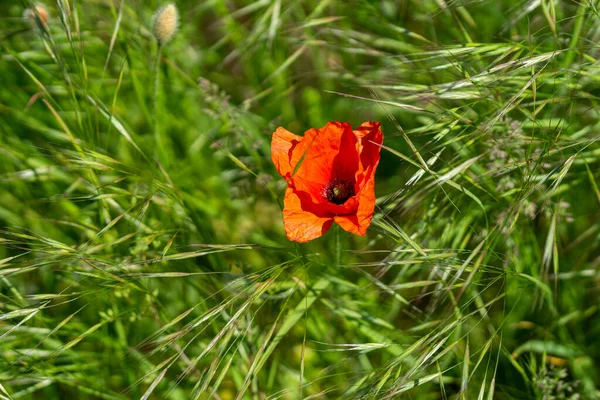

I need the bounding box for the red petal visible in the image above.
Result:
[330,124,360,183]
[334,122,382,235]
[354,122,383,188]
[271,127,304,179]
[282,187,334,242]
[293,122,356,190]
[333,176,376,235]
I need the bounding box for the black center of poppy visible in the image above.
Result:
[322,178,355,205]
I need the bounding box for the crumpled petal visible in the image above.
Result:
[354,122,383,188]
[282,187,334,242]
[333,175,376,236]
[271,127,304,179]
[293,122,356,190]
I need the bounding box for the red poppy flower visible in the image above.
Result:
[272,121,383,242]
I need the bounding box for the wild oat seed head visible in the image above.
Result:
[153,4,179,45]
[23,3,50,28]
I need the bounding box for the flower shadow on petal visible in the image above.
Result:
[282,188,334,242]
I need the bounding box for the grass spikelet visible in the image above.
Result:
[152,3,179,45]
[23,2,50,29]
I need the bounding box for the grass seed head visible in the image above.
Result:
[153,4,179,45]
[23,3,50,29]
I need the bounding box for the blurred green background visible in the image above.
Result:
[1,0,600,399]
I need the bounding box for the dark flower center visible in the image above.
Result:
[322,178,355,205]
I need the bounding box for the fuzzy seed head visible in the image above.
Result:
[23,3,50,28]
[153,4,179,45]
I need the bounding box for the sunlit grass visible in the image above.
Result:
[0,0,599,399]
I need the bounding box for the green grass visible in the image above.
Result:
[1,0,599,398]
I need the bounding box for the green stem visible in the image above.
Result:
[153,44,165,162]
[562,1,587,70]
[335,224,341,267]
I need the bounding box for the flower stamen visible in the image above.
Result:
[323,178,355,205]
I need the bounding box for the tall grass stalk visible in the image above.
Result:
[0,0,598,399]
